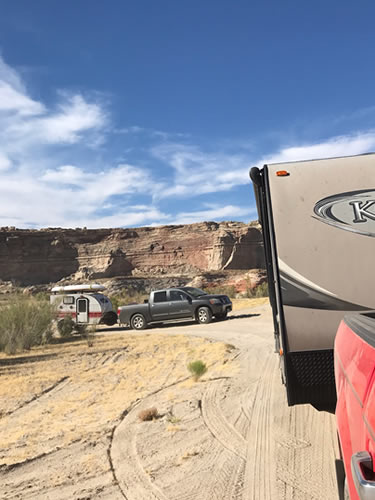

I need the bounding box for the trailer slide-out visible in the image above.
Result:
[250,153,375,412]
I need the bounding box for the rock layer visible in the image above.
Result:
[0,221,264,285]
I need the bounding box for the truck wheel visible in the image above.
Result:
[131,313,147,330]
[197,307,212,324]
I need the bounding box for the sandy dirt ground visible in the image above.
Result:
[0,300,338,499]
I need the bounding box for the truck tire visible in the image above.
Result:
[130,313,147,330]
[197,307,212,324]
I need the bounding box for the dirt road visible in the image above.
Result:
[0,302,338,499]
[111,303,338,500]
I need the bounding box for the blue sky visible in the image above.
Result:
[1,1,375,228]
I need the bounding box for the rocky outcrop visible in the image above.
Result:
[0,221,264,286]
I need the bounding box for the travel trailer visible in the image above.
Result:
[50,284,118,329]
[250,153,375,412]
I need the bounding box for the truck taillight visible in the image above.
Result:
[117,308,121,315]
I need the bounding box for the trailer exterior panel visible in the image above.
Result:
[251,153,375,411]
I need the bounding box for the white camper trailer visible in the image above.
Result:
[50,284,118,330]
[250,153,375,412]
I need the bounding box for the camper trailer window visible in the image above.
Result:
[63,296,74,305]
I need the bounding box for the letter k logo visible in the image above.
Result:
[350,200,375,223]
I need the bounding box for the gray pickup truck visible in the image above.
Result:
[118,287,232,330]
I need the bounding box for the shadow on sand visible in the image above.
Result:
[101,312,261,333]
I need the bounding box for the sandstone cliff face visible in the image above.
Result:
[0,221,264,286]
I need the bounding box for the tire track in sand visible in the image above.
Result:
[201,378,247,460]
[242,352,278,500]
[111,400,168,500]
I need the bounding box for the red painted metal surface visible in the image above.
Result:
[57,312,102,318]
[335,319,375,499]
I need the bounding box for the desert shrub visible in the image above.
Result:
[0,298,55,354]
[138,407,158,421]
[34,291,50,302]
[246,286,255,298]
[203,285,237,298]
[187,360,208,381]
[81,324,96,347]
[246,281,269,298]
[57,315,75,338]
[110,290,148,311]
[255,282,269,298]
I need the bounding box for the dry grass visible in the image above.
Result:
[0,332,235,470]
[138,407,158,421]
[231,297,269,311]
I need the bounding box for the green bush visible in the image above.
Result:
[187,360,208,381]
[255,282,269,298]
[246,281,269,298]
[57,315,75,338]
[109,290,148,311]
[203,285,237,298]
[0,298,55,354]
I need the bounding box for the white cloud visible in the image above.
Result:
[1,55,375,229]
[0,81,45,116]
[0,57,45,116]
[151,131,375,204]
[5,94,106,146]
[151,143,249,199]
[262,131,375,165]
[0,55,146,228]
[149,205,255,227]
[0,152,11,170]
[0,165,169,228]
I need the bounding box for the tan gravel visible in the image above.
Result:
[0,300,338,499]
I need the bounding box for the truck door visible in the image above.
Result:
[168,290,192,319]
[76,297,89,323]
[150,291,170,320]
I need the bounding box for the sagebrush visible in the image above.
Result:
[246,281,269,298]
[203,285,237,298]
[109,290,148,312]
[138,407,158,421]
[187,360,208,381]
[57,315,75,337]
[0,297,55,354]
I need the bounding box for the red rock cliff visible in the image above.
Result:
[0,221,264,285]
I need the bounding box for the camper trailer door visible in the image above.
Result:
[77,298,89,323]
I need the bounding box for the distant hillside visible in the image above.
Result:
[0,221,264,286]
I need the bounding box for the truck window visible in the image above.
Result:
[170,290,185,301]
[153,291,167,303]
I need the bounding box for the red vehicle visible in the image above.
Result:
[335,312,375,499]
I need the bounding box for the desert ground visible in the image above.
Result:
[0,299,338,499]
